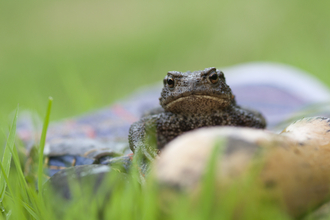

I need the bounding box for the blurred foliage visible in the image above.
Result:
[1,0,330,123]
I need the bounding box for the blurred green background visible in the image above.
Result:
[1,0,330,125]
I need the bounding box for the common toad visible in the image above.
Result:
[128,67,266,160]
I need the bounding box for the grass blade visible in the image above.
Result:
[9,145,29,196]
[22,202,39,220]
[0,105,19,202]
[199,138,224,219]
[0,160,15,205]
[37,97,53,195]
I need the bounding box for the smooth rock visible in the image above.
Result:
[154,117,330,217]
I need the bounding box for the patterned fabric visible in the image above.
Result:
[16,63,330,176]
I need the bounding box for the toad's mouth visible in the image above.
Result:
[164,94,231,113]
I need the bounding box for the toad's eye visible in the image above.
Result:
[208,72,219,84]
[219,71,225,80]
[167,76,175,88]
[163,77,167,86]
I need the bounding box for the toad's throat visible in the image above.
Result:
[165,95,230,113]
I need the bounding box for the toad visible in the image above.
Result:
[128,67,266,160]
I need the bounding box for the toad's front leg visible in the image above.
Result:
[128,115,159,161]
[233,106,267,128]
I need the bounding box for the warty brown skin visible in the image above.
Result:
[128,67,266,160]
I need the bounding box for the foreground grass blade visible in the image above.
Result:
[199,138,224,219]
[22,202,39,220]
[37,97,53,195]
[8,144,29,201]
[0,105,18,202]
[0,161,15,204]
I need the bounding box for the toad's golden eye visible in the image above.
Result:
[208,72,219,84]
[163,77,167,86]
[167,76,175,88]
[219,71,225,80]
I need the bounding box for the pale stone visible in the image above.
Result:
[154,117,330,217]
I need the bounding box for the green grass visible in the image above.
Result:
[1,0,330,219]
[37,97,52,197]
